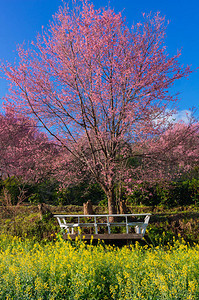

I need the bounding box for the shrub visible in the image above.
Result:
[127,179,199,207]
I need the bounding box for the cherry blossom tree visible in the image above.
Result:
[2,1,194,214]
[125,121,199,191]
[0,106,56,182]
[150,122,198,179]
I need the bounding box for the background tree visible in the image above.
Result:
[0,106,59,227]
[0,105,57,182]
[2,1,193,214]
[125,121,199,191]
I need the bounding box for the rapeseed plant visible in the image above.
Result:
[0,234,199,299]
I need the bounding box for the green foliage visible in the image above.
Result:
[187,178,199,205]
[0,176,21,205]
[57,182,106,206]
[1,172,198,208]
[127,178,199,207]
[146,224,175,247]
[27,180,59,204]
[0,211,58,241]
[0,176,59,205]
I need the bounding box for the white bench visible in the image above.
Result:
[54,214,151,237]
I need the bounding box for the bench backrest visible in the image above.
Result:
[55,213,151,236]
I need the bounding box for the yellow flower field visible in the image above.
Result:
[0,234,199,299]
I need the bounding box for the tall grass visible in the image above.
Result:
[0,234,199,299]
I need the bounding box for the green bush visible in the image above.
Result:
[127,179,199,207]
[0,176,21,205]
[56,182,106,206]
[1,174,198,208]
[0,176,59,205]
[27,180,59,204]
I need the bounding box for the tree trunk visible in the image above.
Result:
[38,203,53,220]
[83,200,95,215]
[119,199,127,214]
[107,188,117,222]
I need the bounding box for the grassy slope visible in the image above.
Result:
[0,204,199,245]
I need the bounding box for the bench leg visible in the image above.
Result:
[135,225,147,236]
[135,225,141,234]
[141,225,147,236]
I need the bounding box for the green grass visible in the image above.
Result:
[1,204,199,246]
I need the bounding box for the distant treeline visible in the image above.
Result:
[1,171,198,208]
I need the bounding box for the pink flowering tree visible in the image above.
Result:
[0,105,57,182]
[2,1,194,214]
[124,121,199,191]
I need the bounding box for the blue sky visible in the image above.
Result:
[0,0,198,118]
